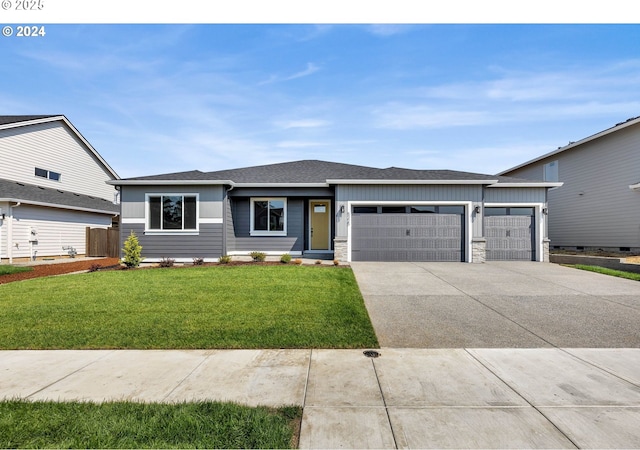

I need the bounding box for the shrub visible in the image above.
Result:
[333,259,340,266]
[159,258,175,268]
[88,264,102,273]
[315,260,323,265]
[122,231,143,268]
[250,251,266,262]
[293,259,303,265]
[280,253,292,264]
[192,257,205,266]
[219,255,232,264]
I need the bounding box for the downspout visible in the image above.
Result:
[8,202,21,265]
[223,184,235,258]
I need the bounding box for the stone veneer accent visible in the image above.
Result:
[333,237,348,263]
[471,238,486,263]
[543,238,550,263]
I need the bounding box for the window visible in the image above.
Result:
[543,160,558,182]
[147,194,198,231]
[485,207,534,216]
[34,167,61,181]
[251,198,286,235]
[353,206,378,214]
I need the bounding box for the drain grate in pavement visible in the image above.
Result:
[363,350,381,358]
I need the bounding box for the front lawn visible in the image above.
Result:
[572,264,640,281]
[0,400,300,449]
[0,265,379,349]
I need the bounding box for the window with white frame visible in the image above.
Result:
[251,198,286,235]
[543,160,558,182]
[147,194,198,231]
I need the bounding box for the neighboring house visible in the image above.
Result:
[499,116,640,252]
[111,160,560,263]
[0,115,120,263]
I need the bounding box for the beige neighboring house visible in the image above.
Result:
[0,115,120,263]
[499,115,640,253]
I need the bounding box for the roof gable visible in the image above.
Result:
[498,115,640,175]
[0,115,120,180]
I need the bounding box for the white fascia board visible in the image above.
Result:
[629,183,640,191]
[108,179,234,186]
[232,182,329,188]
[487,182,564,188]
[497,116,640,175]
[0,198,118,215]
[0,115,121,180]
[327,179,498,185]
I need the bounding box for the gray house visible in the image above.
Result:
[499,116,640,253]
[111,160,560,263]
[0,115,120,263]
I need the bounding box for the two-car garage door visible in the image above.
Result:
[351,205,465,262]
[350,205,536,262]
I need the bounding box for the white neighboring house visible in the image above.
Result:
[0,115,120,263]
[499,116,640,252]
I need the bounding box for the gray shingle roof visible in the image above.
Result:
[116,160,542,185]
[0,115,59,126]
[0,178,119,214]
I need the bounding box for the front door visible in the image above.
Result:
[310,200,330,250]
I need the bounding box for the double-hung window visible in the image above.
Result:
[147,194,198,233]
[250,198,286,236]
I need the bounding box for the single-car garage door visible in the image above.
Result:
[485,207,535,261]
[351,205,465,261]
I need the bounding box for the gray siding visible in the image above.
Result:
[335,184,482,238]
[0,121,116,201]
[505,123,640,248]
[484,187,546,203]
[226,198,304,253]
[120,185,224,220]
[122,223,223,259]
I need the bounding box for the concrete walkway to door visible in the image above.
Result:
[350,261,640,348]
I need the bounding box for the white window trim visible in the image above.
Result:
[145,193,200,235]
[250,197,287,236]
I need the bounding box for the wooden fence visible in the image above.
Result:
[86,227,120,258]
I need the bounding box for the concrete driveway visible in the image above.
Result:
[351,261,640,348]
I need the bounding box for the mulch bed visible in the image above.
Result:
[0,258,121,285]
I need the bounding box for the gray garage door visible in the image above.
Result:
[485,207,535,261]
[351,205,464,262]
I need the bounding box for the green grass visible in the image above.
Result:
[0,400,301,449]
[572,264,640,281]
[0,265,32,276]
[0,265,379,349]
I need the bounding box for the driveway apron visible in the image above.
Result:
[350,261,640,348]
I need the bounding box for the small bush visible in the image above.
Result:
[122,231,143,268]
[293,259,303,265]
[250,251,267,262]
[315,260,323,265]
[280,253,292,264]
[333,259,340,266]
[192,257,205,266]
[219,255,232,264]
[159,258,175,268]
[88,264,102,273]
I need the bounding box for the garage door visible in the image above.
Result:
[351,205,465,262]
[485,207,535,261]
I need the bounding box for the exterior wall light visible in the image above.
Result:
[340,205,345,213]
[474,206,481,213]
[542,208,548,215]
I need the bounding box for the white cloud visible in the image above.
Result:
[259,62,320,85]
[276,119,330,129]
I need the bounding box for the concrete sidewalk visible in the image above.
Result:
[2,348,640,448]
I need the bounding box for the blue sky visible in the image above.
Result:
[2,24,640,178]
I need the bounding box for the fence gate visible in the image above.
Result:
[86,227,120,257]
